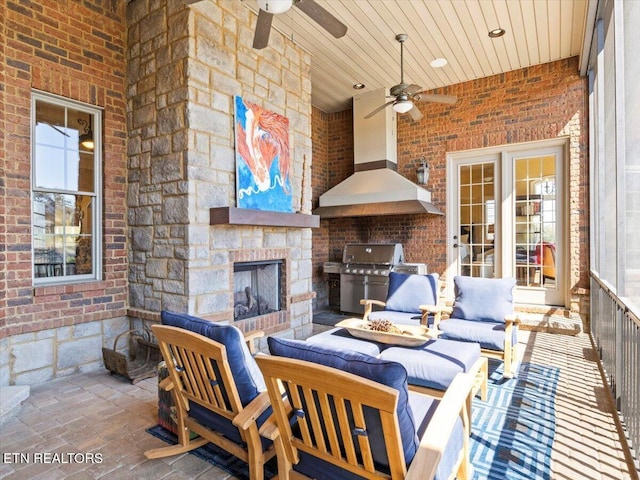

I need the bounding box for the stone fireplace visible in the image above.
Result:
[126,0,316,341]
[229,249,290,333]
[233,260,283,321]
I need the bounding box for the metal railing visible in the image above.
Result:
[591,275,640,466]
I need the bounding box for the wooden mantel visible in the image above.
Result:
[210,207,320,228]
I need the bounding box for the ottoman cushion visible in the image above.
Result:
[379,338,481,391]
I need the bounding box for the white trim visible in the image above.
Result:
[447,138,569,307]
[31,90,103,285]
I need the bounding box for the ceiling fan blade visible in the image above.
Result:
[294,0,347,38]
[415,93,458,105]
[408,105,423,121]
[364,100,395,119]
[253,10,273,49]
[404,84,423,95]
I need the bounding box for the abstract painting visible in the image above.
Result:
[234,96,292,213]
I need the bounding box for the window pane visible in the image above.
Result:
[34,144,67,190]
[33,192,93,278]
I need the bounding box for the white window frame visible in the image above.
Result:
[31,90,102,285]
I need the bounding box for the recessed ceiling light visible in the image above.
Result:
[488,28,506,38]
[430,58,448,68]
[353,83,365,90]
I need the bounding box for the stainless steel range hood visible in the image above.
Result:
[313,88,443,218]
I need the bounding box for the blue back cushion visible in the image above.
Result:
[161,310,266,405]
[267,337,418,467]
[384,272,439,313]
[451,276,516,323]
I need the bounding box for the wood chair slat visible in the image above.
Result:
[301,385,328,454]
[351,401,376,473]
[316,391,342,458]
[334,398,359,465]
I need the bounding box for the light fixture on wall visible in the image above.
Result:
[416,159,430,186]
[78,117,94,150]
[256,0,292,14]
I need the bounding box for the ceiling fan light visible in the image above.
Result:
[257,0,292,14]
[393,99,413,114]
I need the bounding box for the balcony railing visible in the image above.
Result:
[591,274,640,463]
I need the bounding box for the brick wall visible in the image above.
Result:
[313,58,589,316]
[2,0,128,337]
[1,0,129,384]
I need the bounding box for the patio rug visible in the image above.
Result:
[146,360,559,480]
[470,360,560,480]
[146,424,278,480]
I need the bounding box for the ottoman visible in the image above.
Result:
[379,338,488,401]
[306,328,487,401]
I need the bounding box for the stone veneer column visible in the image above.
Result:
[126,0,315,338]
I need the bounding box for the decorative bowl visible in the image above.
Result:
[335,318,430,347]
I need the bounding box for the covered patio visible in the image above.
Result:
[0,326,635,479]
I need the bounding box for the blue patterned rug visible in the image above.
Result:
[147,360,559,480]
[471,361,560,479]
[146,425,278,479]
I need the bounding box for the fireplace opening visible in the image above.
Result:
[233,260,283,321]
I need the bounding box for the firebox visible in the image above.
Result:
[233,260,283,321]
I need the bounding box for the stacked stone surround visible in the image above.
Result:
[126,0,315,340]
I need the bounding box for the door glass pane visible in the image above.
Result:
[514,156,557,287]
[459,162,495,278]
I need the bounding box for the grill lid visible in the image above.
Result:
[342,243,404,266]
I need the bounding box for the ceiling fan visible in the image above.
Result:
[365,33,458,121]
[252,0,347,49]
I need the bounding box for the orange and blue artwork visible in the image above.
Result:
[234,96,292,213]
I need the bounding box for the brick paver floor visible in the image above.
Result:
[0,327,637,479]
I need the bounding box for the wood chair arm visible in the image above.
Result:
[243,329,265,354]
[421,304,453,329]
[158,376,174,391]
[504,314,520,326]
[360,299,386,321]
[257,414,280,441]
[405,373,475,480]
[232,391,272,431]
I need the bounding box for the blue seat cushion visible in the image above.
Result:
[267,337,418,469]
[305,327,383,356]
[408,391,465,480]
[438,318,517,351]
[451,276,516,323]
[384,272,439,313]
[368,310,423,326]
[379,339,481,391]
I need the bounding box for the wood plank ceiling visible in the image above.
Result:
[241,0,590,113]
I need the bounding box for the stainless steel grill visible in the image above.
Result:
[323,244,428,314]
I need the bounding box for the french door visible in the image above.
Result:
[447,141,566,306]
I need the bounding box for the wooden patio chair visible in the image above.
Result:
[257,337,474,480]
[361,271,441,327]
[144,322,276,480]
[425,275,521,378]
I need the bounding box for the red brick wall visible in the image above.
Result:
[2,0,128,336]
[311,108,353,307]
[313,58,589,311]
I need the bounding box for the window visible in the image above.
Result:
[32,91,102,283]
